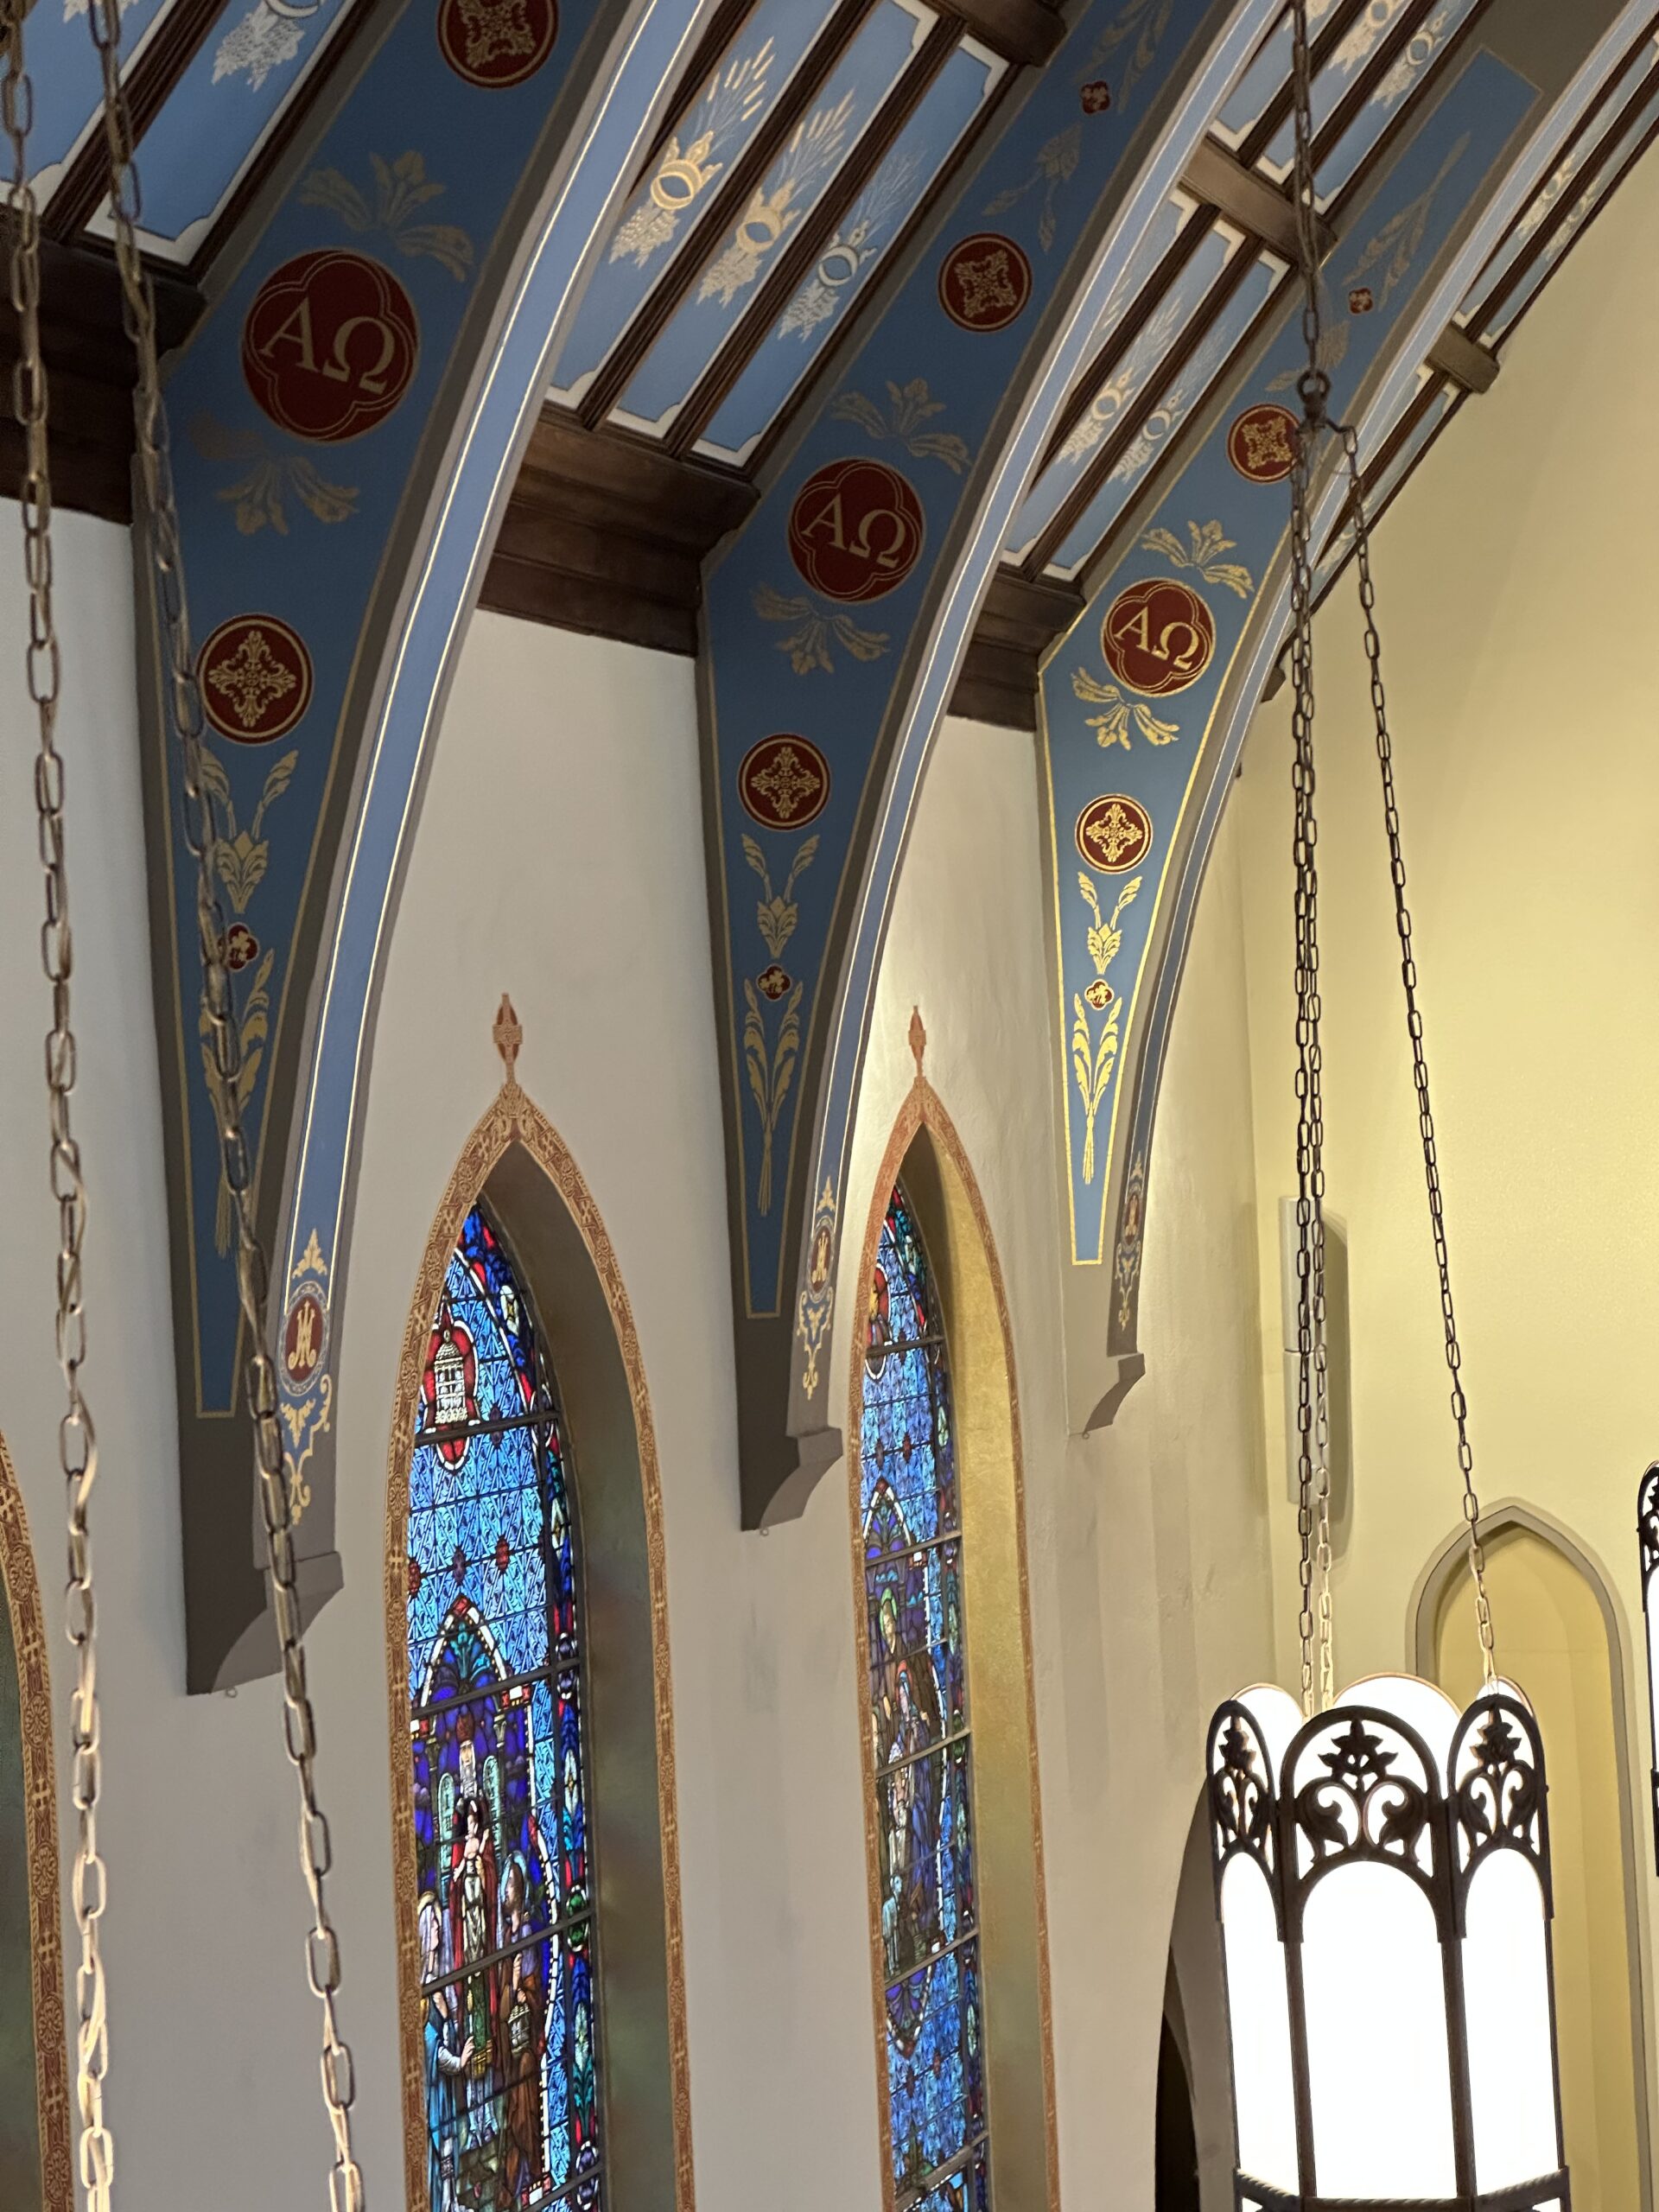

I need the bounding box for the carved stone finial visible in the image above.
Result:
[908,1006,926,1078]
[494,994,523,1084]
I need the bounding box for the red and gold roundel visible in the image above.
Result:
[1101,576,1215,697]
[198,613,313,743]
[787,458,924,603]
[938,232,1033,332]
[438,0,557,86]
[1227,403,1299,486]
[282,1287,328,1393]
[242,250,419,443]
[739,734,830,828]
[1075,793,1153,874]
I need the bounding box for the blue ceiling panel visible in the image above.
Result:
[1048,247,1283,577]
[1211,0,1336,148]
[1004,207,1235,563]
[696,34,1001,467]
[16,0,172,184]
[112,0,365,260]
[1299,0,1484,201]
[611,0,937,437]
[549,0,830,405]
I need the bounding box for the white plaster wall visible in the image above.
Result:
[0,534,1277,2203]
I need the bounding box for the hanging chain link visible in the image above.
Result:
[1288,0,1334,1716]
[1340,429,1497,1681]
[79,6,366,2198]
[0,4,116,2201]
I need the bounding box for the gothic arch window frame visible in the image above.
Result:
[845,1069,1058,2212]
[0,1425,72,2212]
[385,1075,692,2212]
[1409,1496,1656,2212]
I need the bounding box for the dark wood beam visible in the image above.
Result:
[1182,136,1335,262]
[940,0,1062,67]
[46,0,234,241]
[1427,322,1498,394]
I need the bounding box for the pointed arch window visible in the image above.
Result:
[861,1183,988,2209]
[406,1201,601,2212]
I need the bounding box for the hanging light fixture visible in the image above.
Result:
[1205,11,1569,2209]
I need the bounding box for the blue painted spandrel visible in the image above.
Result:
[613,0,938,438]
[550,0,831,405]
[697,33,1001,467]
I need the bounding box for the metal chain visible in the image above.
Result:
[1340,429,1497,1682]
[0,7,116,2202]
[1288,0,1334,1716]
[79,9,366,2200]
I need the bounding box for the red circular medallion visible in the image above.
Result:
[1101,576,1215,697]
[938,232,1033,332]
[787,458,924,603]
[242,250,419,443]
[438,0,557,86]
[1075,793,1153,874]
[198,613,314,742]
[1227,403,1299,486]
[739,734,830,828]
[283,1288,328,1392]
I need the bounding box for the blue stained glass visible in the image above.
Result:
[862,1185,989,2206]
[409,1203,601,2211]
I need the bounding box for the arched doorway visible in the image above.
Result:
[1420,1510,1650,2212]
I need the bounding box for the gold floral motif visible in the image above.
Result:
[741,831,817,959]
[198,745,298,914]
[1071,666,1179,750]
[1072,870,1140,1184]
[751,582,889,675]
[450,0,537,76]
[280,1375,333,1519]
[742,976,803,1217]
[1082,0,1175,111]
[200,945,275,1255]
[0,1430,72,2212]
[298,149,474,280]
[190,412,358,535]
[1141,518,1254,599]
[982,124,1079,252]
[698,94,856,307]
[385,1049,693,2212]
[953,246,1020,323]
[796,1175,837,1398]
[830,378,969,474]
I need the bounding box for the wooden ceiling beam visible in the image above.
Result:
[1426,322,1498,394]
[940,0,1063,67]
[1181,135,1334,261]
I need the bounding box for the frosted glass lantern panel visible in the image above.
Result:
[1462,1851,1559,2190]
[1220,1856,1298,2192]
[1303,1863,1458,2199]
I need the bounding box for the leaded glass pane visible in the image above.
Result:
[409,1203,601,2212]
[862,1185,990,2208]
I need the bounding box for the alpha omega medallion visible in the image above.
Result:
[242,250,420,443]
[787,459,925,602]
[1101,576,1215,697]
[198,614,314,743]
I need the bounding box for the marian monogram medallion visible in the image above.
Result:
[1075,792,1153,873]
[1227,403,1299,485]
[198,614,314,742]
[242,250,420,442]
[1101,576,1214,696]
[787,458,925,602]
[937,232,1033,331]
[438,0,557,86]
[739,734,830,828]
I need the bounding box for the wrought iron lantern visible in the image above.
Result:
[1637,1464,1659,1859]
[1205,10,1569,2209]
[1208,1676,1567,2211]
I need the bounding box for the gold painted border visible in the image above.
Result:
[0,1427,72,2212]
[844,1055,1059,2212]
[382,1074,693,2211]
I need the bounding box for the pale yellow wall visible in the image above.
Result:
[1231,130,1659,2198]
[1436,1526,1639,2212]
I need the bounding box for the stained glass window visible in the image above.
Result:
[861,1184,989,2211]
[407,1202,601,2212]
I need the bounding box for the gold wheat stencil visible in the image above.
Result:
[201,945,275,1254]
[743,977,803,1216]
[1071,870,1140,1183]
[741,831,818,957]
